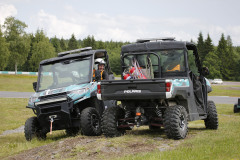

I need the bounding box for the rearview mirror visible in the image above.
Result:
[33,82,37,92]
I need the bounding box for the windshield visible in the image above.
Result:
[123,49,185,78]
[38,57,91,91]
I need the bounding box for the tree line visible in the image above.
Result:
[196,32,240,80]
[0,16,240,80]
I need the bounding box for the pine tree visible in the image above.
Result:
[50,36,62,53]
[197,32,205,61]
[60,37,67,51]
[82,35,96,49]
[96,40,105,49]
[68,34,78,50]
[203,34,214,61]
[226,35,237,80]
[216,34,230,80]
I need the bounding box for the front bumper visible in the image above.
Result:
[34,94,74,130]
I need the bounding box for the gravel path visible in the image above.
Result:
[0,125,24,136]
[0,91,33,98]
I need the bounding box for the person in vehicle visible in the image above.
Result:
[164,51,183,72]
[93,58,109,81]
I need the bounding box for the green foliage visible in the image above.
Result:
[60,37,67,51]
[0,26,10,70]
[68,34,78,50]
[96,40,105,49]
[203,51,221,79]
[188,50,199,75]
[29,30,56,71]
[197,32,205,61]
[3,17,30,73]
[50,36,62,53]
[3,16,27,41]
[82,35,96,49]
[203,34,214,61]
[216,34,235,80]
[196,32,240,80]
[108,48,121,75]
[1,16,240,79]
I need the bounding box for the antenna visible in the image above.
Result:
[58,47,92,57]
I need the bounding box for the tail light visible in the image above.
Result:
[97,84,101,94]
[166,82,172,92]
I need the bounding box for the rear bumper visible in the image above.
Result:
[102,92,166,100]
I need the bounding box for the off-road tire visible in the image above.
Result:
[65,127,80,136]
[80,107,102,136]
[163,105,188,140]
[234,104,240,113]
[204,101,218,129]
[24,117,46,141]
[102,106,126,137]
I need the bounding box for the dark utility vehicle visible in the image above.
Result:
[25,47,115,141]
[98,38,218,139]
[234,98,240,113]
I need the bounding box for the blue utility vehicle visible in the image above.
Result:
[25,47,115,141]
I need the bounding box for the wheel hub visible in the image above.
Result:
[91,114,100,130]
[179,114,186,130]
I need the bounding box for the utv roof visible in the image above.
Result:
[121,40,195,53]
[40,48,107,65]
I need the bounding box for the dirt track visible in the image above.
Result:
[7,129,183,160]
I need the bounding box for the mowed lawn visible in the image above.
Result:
[0,98,240,159]
[209,84,240,97]
[120,104,240,160]
[0,98,34,134]
[0,75,240,159]
[0,75,37,92]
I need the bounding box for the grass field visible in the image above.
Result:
[0,98,34,134]
[0,98,67,158]
[0,100,240,159]
[209,85,240,97]
[0,75,37,92]
[0,75,240,159]
[120,104,240,160]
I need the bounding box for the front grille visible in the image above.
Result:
[38,102,62,113]
[35,93,68,114]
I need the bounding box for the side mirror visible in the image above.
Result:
[202,67,209,76]
[95,70,101,81]
[33,82,37,92]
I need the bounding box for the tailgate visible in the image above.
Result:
[100,79,166,100]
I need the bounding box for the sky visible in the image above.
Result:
[0,0,240,46]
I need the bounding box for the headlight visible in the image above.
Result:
[29,96,38,103]
[68,88,89,95]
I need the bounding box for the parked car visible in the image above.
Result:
[211,79,223,84]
